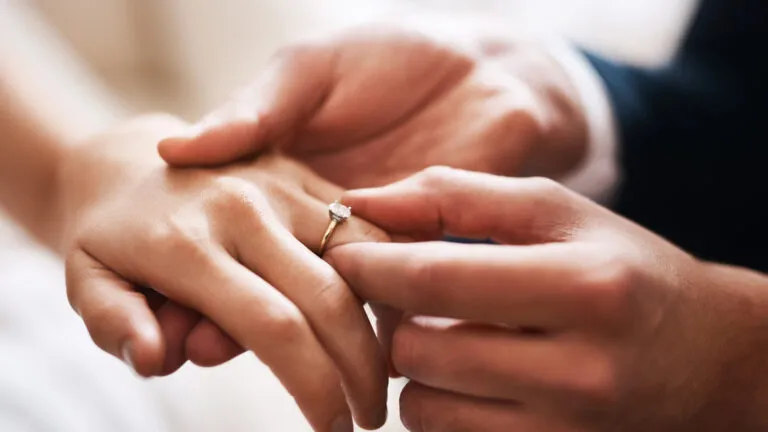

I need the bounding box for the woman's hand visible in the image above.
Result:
[327,167,768,432]
[56,114,388,432]
[158,19,587,187]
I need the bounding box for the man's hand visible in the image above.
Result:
[158,21,587,187]
[326,167,768,432]
[58,114,389,432]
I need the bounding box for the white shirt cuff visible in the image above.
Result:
[545,40,621,204]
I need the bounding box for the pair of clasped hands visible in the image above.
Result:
[60,24,768,432]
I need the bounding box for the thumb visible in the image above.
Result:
[158,48,336,167]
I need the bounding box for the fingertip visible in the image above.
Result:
[157,136,192,165]
[347,364,390,431]
[374,406,389,430]
[339,191,378,228]
[122,320,165,377]
[154,302,204,376]
[341,183,420,226]
[156,119,210,162]
[331,414,354,432]
[353,402,388,431]
[158,121,265,167]
[185,320,244,367]
[341,187,378,207]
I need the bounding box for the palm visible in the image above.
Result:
[279,29,537,188]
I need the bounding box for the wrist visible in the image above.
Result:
[689,261,768,429]
[9,128,71,250]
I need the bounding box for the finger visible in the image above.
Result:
[153,301,200,376]
[252,159,389,252]
[229,155,390,251]
[136,291,199,375]
[343,167,588,244]
[370,303,403,378]
[151,249,353,432]
[301,197,391,254]
[399,382,579,432]
[391,317,611,409]
[297,173,403,381]
[158,47,335,167]
[185,318,245,367]
[296,169,404,381]
[66,249,164,377]
[135,289,197,375]
[234,214,388,428]
[329,241,615,328]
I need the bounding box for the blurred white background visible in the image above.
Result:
[0,1,697,431]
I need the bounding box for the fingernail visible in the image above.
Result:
[121,342,136,373]
[331,415,353,432]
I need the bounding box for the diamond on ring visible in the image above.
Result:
[328,201,352,222]
[319,201,352,256]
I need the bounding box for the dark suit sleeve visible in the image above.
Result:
[582,0,768,271]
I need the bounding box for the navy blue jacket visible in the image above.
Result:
[585,0,768,271]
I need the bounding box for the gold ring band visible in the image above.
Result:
[319,219,340,256]
[318,201,352,256]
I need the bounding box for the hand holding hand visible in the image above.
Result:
[57,114,389,431]
[328,167,768,432]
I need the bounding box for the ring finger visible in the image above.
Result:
[232,192,388,428]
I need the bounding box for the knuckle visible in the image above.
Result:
[147,216,213,269]
[527,176,566,199]
[259,306,307,345]
[579,248,637,322]
[310,276,353,318]
[497,101,542,139]
[418,166,459,190]
[517,177,577,237]
[210,176,262,208]
[208,177,270,224]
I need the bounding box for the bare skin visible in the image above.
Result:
[330,167,768,432]
[1,77,387,432]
